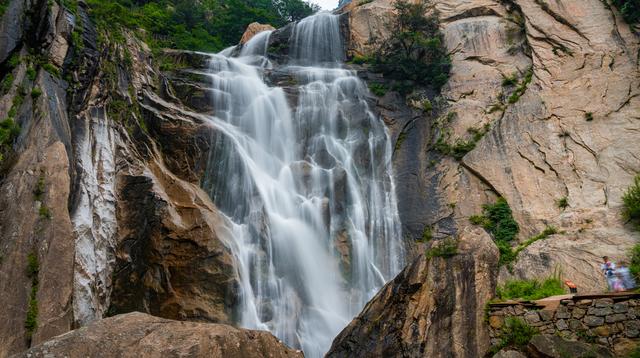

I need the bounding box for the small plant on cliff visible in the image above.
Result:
[470,198,520,267]
[556,196,569,210]
[25,252,39,340]
[622,174,640,228]
[629,244,640,281]
[496,274,564,301]
[368,83,387,97]
[426,237,458,258]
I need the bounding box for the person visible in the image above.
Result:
[617,260,636,290]
[601,256,617,291]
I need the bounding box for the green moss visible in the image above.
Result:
[422,99,433,112]
[395,130,407,151]
[348,54,374,64]
[426,237,458,258]
[496,274,564,301]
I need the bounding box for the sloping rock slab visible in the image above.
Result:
[14,312,303,358]
[527,334,613,358]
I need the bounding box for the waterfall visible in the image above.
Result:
[201,12,404,358]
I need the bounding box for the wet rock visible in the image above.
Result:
[492,350,526,358]
[14,312,303,358]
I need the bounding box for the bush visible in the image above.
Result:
[612,0,640,26]
[585,112,593,121]
[469,198,519,266]
[496,275,564,301]
[622,174,640,228]
[26,67,37,81]
[426,237,458,258]
[556,196,569,210]
[31,87,42,99]
[42,63,59,77]
[500,317,537,348]
[372,0,450,93]
[1,73,14,94]
[368,83,387,96]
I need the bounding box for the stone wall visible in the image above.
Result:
[487,295,640,355]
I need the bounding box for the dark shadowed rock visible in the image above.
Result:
[526,334,613,358]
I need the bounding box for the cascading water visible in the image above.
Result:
[201,12,404,357]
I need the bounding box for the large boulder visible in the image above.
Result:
[327,227,499,358]
[240,22,276,44]
[13,312,304,358]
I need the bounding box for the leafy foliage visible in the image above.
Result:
[426,237,458,258]
[630,244,640,281]
[84,0,319,52]
[469,198,519,266]
[612,0,640,26]
[497,274,564,301]
[489,317,538,355]
[622,174,640,228]
[368,0,450,94]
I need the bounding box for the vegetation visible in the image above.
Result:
[469,198,519,266]
[421,225,432,242]
[25,252,39,340]
[489,317,538,355]
[630,244,640,281]
[426,237,458,258]
[507,67,533,104]
[622,174,640,228]
[33,172,46,201]
[31,87,42,99]
[81,0,319,52]
[496,274,564,301]
[435,123,489,160]
[357,0,374,5]
[612,0,640,26]
[512,226,557,258]
[364,0,449,94]
[368,83,387,97]
[556,196,569,210]
[395,130,407,151]
[584,112,593,121]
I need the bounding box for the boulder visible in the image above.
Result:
[526,334,613,358]
[327,226,499,357]
[240,22,276,44]
[13,312,303,358]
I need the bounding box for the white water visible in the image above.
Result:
[201,12,404,357]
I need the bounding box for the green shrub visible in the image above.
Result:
[470,198,520,266]
[556,196,569,210]
[496,275,564,301]
[513,226,557,257]
[371,0,450,93]
[426,237,458,258]
[368,83,387,96]
[451,139,475,160]
[357,0,374,6]
[507,67,533,104]
[422,99,432,112]
[612,0,640,26]
[421,225,432,242]
[622,174,640,228]
[31,87,42,99]
[33,173,45,201]
[1,73,14,93]
[585,112,593,121]
[26,67,37,81]
[497,317,537,350]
